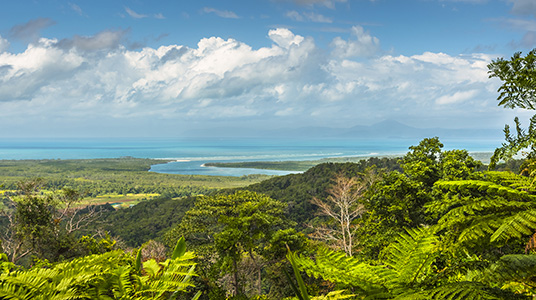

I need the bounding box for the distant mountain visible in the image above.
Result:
[184,120,503,140]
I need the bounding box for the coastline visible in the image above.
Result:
[201,151,495,172]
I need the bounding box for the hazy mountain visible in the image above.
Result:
[184,120,503,140]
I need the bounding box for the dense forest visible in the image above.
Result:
[1,51,536,299]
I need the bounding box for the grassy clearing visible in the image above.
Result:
[0,158,272,206]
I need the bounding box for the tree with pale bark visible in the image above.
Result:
[310,169,378,256]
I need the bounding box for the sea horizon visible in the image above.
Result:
[0,136,503,176]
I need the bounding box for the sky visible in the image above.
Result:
[0,0,536,138]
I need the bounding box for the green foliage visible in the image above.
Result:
[0,158,268,199]
[172,236,187,260]
[167,191,291,298]
[478,255,536,293]
[489,116,536,169]
[488,49,536,110]
[487,50,536,169]
[292,228,439,299]
[357,138,482,260]
[286,249,311,300]
[0,239,198,300]
[408,281,529,300]
[429,176,536,252]
[93,196,195,247]
[401,137,444,185]
[243,157,401,227]
[0,182,112,264]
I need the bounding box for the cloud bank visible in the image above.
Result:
[0,26,511,136]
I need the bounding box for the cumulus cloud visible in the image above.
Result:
[202,7,239,19]
[0,27,504,133]
[330,26,380,58]
[268,28,305,48]
[9,18,56,42]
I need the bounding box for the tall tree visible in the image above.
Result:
[488,50,536,169]
[356,138,482,259]
[310,169,378,256]
[1,180,104,264]
[166,190,291,298]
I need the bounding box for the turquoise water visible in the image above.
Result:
[0,137,502,177]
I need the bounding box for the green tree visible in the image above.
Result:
[0,238,200,300]
[427,171,536,261]
[356,138,482,259]
[166,191,291,298]
[488,49,536,110]
[0,180,106,264]
[487,49,536,169]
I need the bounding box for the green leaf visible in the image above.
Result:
[142,259,161,277]
[135,248,142,275]
[171,236,186,260]
[287,249,310,300]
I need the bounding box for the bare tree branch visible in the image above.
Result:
[309,169,378,256]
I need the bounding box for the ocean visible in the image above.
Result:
[0,137,503,177]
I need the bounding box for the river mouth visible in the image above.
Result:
[149,159,303,177]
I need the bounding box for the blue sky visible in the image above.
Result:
[0,0,535,137]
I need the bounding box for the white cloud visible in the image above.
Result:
[0,35,9,52]
[286,11,304,21]
[202,7,239,19]
[500,18,536,31]
[56,29,127,51]
[509,0,536,17]
[436,90,479,105]
[9,18,56,42]
[69,3,84,16]
[268,28,305,48]
[283,0,347,9]
[330,26,380,58]
[124,7,164,20]
[0,27,506,134]
[125,7,148,19]
[286,10,332,23]
[520,31,536,47]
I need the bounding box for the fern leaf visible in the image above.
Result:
[382,227,438,289]
[405,281,530,300]
[491,210,536,243]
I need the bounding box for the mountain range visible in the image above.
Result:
[186,120,504,140]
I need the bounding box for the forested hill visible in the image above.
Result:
[238,156,401,225]
[92,156,402,247]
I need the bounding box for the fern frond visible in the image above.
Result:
[434,180,534,201]
[478,254,536,294]
[456,214,504,244]
[293,248,386,295]
[491,209,536,243]
[412,281,530,300]
[311,290,355,300]
[485,171,536,192]
[293,228,440,298]
[382,227,439,290]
